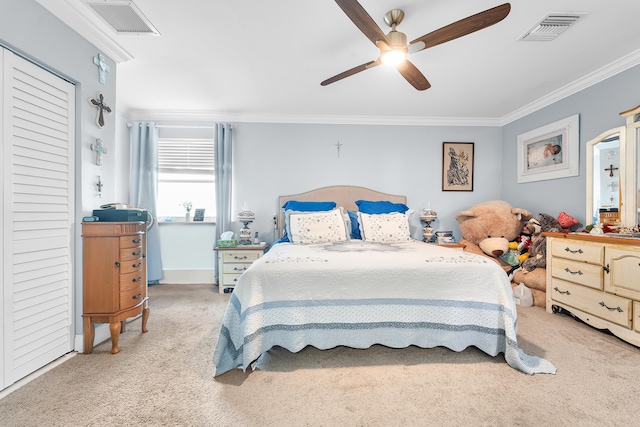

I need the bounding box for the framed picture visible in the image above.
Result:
[442,142,474,191]
[193,208,205,221]
[517,114,579,183]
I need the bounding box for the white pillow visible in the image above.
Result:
[358,212,412,243]
[286,208,349,244]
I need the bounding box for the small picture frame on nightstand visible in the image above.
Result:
[193,208,205,221]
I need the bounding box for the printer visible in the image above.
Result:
[92,208,148,222]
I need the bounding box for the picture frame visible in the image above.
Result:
[517,114,579,183]
[193,208,205,222]
[442,142,474,192]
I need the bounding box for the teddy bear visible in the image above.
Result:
[512,213,562,307]
[455,200,532,272]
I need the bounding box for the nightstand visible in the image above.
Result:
[214,245,267,294]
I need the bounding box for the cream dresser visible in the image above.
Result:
[545,232,640,346]
[215,245,267,294]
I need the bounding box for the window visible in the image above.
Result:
[157,138,215,219]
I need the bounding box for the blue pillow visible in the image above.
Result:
[355,200,409,214]
[348,210,361,239]
[282,200,336,212]
[277,200,337,243]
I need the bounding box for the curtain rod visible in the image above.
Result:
[126,123,216,129]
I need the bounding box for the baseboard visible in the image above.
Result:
[159,268,215,284]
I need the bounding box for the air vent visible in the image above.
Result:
[520,13,585,41]
[83,0,160,35]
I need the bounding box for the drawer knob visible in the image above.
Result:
[132,250,141,256]
[233,255,248,260]
[599,301,623,312]
[132,238,142,244]
[564,247,583,254]
[233,267,247,272]
[553,286,571,295]
[132,262,141,268]
[132,293,142,300]
[115,261,120,268]
[563,267,583,276]
[132,276,142,283]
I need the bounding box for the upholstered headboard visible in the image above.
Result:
[276,185,407,237]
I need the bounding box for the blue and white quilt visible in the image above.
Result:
[212,241,556,375]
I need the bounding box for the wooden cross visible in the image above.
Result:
[89,92,111,128]
[335,141,342,158]
[604,164,619,177]
[90,138,108,165]
[93,53,110,84]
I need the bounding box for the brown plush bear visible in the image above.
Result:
[456,200,532,272]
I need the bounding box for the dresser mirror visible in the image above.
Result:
[586,104,640,229]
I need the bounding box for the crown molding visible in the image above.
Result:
[500,48,640,126]
[36,0,133,63]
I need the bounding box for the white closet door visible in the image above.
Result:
[1,47,75,389]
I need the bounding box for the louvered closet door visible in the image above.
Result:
[1,47,75,390]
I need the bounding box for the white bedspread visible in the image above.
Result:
[212,241,556,375]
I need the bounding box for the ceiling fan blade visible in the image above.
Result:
[396,60,431,91]
[321,59,381,86]
[335,0,390,47]
[409,3,511,53]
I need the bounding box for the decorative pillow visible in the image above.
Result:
[358,212,412,243]
[355,200,409,214]
[277,200,337,243]
[286,208,349,244]
[347,210,361,239]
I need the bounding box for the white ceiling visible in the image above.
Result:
[37,0,640,125]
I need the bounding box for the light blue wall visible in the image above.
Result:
[233,123,502,243]
[502,64,640,226]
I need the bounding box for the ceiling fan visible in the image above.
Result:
[321,0,511,91]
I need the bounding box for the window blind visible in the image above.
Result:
[158,138,214,173]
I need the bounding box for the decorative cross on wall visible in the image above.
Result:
[335,141,342,158]
[89,92,112,128]
[93,53,110,84]
[604,164,619,177]
[90,138,108,165]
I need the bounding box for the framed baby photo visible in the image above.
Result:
[517,114,579,183]
[442,142,474,191]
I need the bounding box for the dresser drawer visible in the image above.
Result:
[550,239,603,264]
[119,257,143,274]
[223,251,260,263]
[551,278,632,328]
[120,270,144,291]
[120,285,144,310]
[221,273,243,286]
[222,262,253,274]
[120,245,143,261]
[120,234,144,249]
[550,258,603,290]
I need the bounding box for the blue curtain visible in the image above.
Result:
[215,123,233,283]
[129,121,163,283]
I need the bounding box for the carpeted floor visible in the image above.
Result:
[1,283,639,426]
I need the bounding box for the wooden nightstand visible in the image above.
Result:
[214,245,267,294]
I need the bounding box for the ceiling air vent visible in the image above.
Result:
[520,13,585,41]
[83,0,160,35]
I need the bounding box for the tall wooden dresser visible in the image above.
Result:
[82,222,150,354]
[545,232,640,346]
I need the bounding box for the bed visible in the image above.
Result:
[212,186,556,376]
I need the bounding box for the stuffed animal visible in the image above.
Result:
[456,200,532,272]
[557,211,579,233]
[520,213,562,272]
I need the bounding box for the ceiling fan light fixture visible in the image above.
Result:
[380,48,407,66]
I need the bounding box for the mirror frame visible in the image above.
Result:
[586,128,624,227]
[620,104,640,227]
[586,104,640,229]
